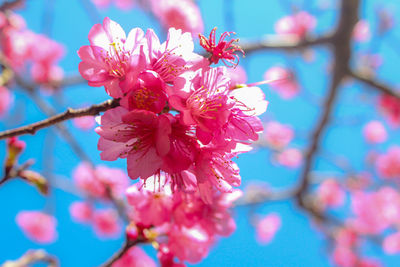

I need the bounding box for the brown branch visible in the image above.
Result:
[294,0,360,220]
[1,249,58,267]
[240,34,333,53]
[0,0,24,11]
[348,70,400,98]
[0,99,119,140]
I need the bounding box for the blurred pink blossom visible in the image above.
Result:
[16,211,57,244]
[227,65,247,87]
[363,120,387,144]
[383,231,400,254]
[264,66,299,99]
[264,121,294,149]
[0,86,13,116]
[92,209,121,238]
[376,146,400,179]
[317,179,345,209]
[73,116,96,130]
[276,148,303,168]
[275,11,316,39]
[353,20,371,43]
[256,213,281,244]
[69,201,93,223]
[150,0,204,36]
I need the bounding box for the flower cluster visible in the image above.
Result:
[78,17,267,264]
[69,162,129,238]
[79,17,267,203]
[0,11,64,86]
[125,175,241,265]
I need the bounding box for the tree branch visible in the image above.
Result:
[348,70,400,98]
[240,34,333,53]
[0,99,119,140]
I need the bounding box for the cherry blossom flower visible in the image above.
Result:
[378,93,400,127]
[264,121,294,149]
[167,225,213,263]
[78,17,145,98]
[226,65,247,88]
[112,246,157,267]
[0,86,12,116]
[275,12,316,39]
[317,179,345,209]
[363,120,387,144]
[375,146,400,179]
[16,211,57,244]
[383,231,400,254]
[96,107,171,180]
[276,148,303,168]
[199,27,244,67]
[256,213,281,244]
[92,0,135,10]
[92,209,121,238]
[264,66,299,99]
[150,0,204,36]
[73,116,96,131]
[73,162,129,199]
[69,201,93,223]
[353,20,371,43]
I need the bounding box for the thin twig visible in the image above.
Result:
[0,99,119,140]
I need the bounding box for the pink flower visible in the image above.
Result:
[120,71,167,113]
[137,28,205,84]
[126,177,173,226]
[276,148,303,168]
[275,12,316,39]
[383,231,400,254]
[264,66,299,99]
[150,0,204,36]
[353,20,371,43]
[335,228,358,247]
[376,146,400,179]
[78,17,145,98]
[92,209,121,238]
[332,245,357,267]
[73,162,129,199]
[96,107,171,180]
[170,67,265,145]
[92,0,135,10]
[264,121,294,149]
[112,246,157,267]
[378,93,400,127]
[358,259,382,267]
[0,86,13,116]
[256,213,281,244]
[195,146,241,202]
[167,225,212,263]
[29,34,64,84]
[199,27,244,66]
[16,211,57,244]
[73,116,96,130]
[317,179,345,208]
[349,190,390,234]
[226,65,247,88]
[69,201,93,223]
[363,120,387,143]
